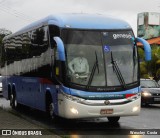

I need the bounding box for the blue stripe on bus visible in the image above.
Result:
[68,87,140,99]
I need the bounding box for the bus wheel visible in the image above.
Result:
[49,102,55,120]
[107,117,120,123]
[46,97,56,120]
[10,93,17,109]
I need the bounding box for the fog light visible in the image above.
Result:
[70,108,78,114]
[132,106,139,112]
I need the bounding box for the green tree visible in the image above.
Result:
[0,28,12,44]
[138,45,160,80]
[138,47,145,61]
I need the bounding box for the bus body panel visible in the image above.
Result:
[2,76,59,114]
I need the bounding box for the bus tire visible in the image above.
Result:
[49,101,55,120]
[46,94,56,120]
[107,116,120,123]
[10,92,17,109]
[8,85,11,100]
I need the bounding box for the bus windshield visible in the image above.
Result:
[62,29,138,89]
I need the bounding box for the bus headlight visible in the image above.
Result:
[70,107,79,114]
[132,106,139,112]
[60,90,83,103]
[142,91,152,97]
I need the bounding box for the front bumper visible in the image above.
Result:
[141,96,160,104]
[58,93,141,119]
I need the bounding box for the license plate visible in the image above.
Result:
[154,98,160,101]
[100,109,113,115]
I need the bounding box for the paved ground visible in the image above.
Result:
[0,97,160,138]
[0,107,60,138]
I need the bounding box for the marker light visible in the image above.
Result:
[70,108,78,115]
[125,94,136,98]
[125,93,140,101]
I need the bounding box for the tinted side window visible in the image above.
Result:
[5,35,22,64]
[30,26,49,57]
[49,25,60,48]
[0,41,6,68]
[1,26,51,77]
[21,33,31,59]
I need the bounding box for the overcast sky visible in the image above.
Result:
[0,0,160,35]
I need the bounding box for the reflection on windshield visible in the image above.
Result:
[62,29,138,89]
[110,51,126,88]
[102,31,138,86]
[87,51,100,89]
[105,44,137,86]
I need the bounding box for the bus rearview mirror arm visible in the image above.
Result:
[136,37,151,61]
[54,37,66,61]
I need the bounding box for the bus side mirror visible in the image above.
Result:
[53,37,66,61]
[136,37,151,61]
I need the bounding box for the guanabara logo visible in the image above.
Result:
[113,33,132,39]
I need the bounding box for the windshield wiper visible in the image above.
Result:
[86,51,99,89]
[111,51,126,89]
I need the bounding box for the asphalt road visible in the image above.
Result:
[0,96,160,138]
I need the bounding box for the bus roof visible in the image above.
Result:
[4,13,132,40]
